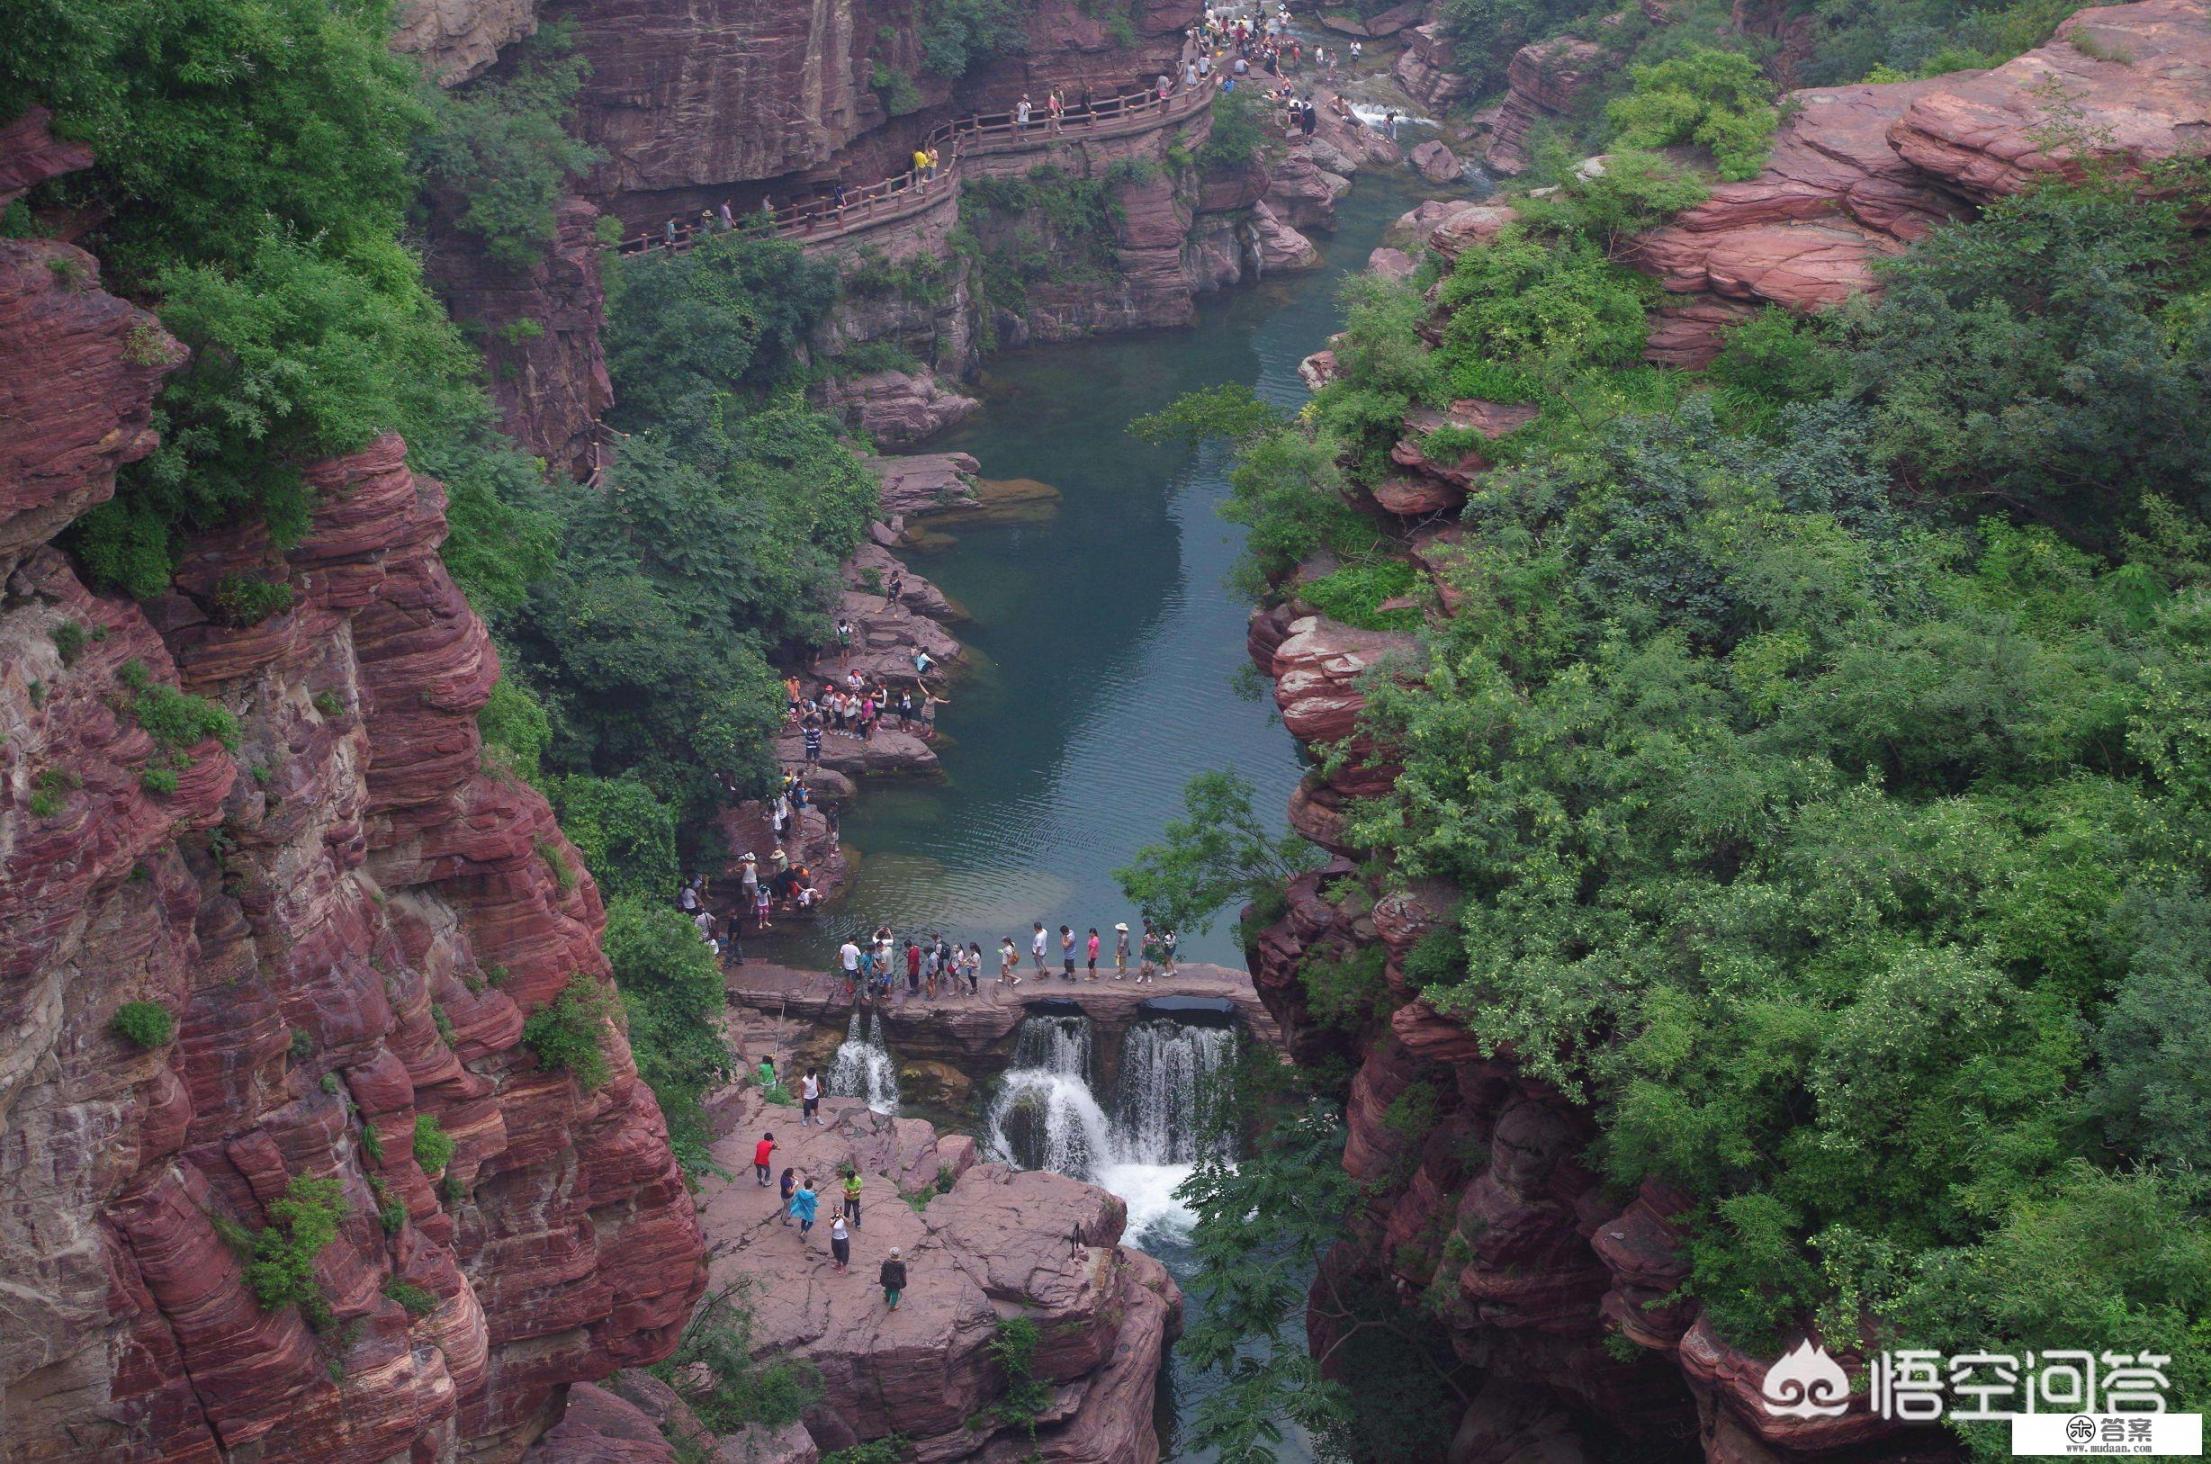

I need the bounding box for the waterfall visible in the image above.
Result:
[829,1011,900,1114]
[1115,1018,1237,1165]
[985,1013,1237,1178]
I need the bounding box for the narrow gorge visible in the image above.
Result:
[7,0,2211,1460]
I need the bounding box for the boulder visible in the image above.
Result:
[1251,201,1323,272]
[0,107,94,207]
[1383,399,1541,512]
[845,542,958,620]
[866,451,981,518]
[526,1383,680,1464]
[1299,348,1342,393]
[1429,204,1520,261]
[1266,155,1355,230]
[1890,0,2211,202]
[1412,139,1464,183]
[1270,614,1421,746]
[819,368,981,448]
[1366,247,1417,281]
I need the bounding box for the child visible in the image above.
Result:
[779,1166,797,1222]
[791,1175,819,1238]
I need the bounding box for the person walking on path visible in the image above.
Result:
[754,1132,777,1185]
[1086,927,1101,981]
[1016,95,1032,131]
[779,1166,797,1223]
[966,942,983,995]
[830,1213,851,1271]
[800,1067,822,1126]
[905,938,923,996]
[791,1175,819,1239]
[1114,922,1130,978]
[843,1168,864,1230]
[839,934,862,999]
[1163,927,1179,977]
[999,937,1021,988]
[880,1249,908,1310]
[1059,925,1077,981]
[1031,921,1049,975]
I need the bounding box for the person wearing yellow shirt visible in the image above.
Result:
[912,147,931,185]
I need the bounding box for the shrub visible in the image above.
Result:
[536,836,578,893]
[382,1277,439,1316]
[112,1000,176,1048]
[368,1175,407,1234]
[918,0,1027,78]
[431,1003,456,1045]
[870,63,925,117]
[312,690,344,718]
[30,767,78,817]
[412,1114,455,1174]
[1299,561,1422,631]
[1198,86,1270,169]
[478,676,551,782]
[131,681,239,752]
[649,1279,821,1431]
[414,25,603,272]
[212,572,295,626]
[320,1072,342,1095]
[50,620,87,664]
[140,765,180,795]
[289,1028,314,1060]
[241,1175,346,1328]
[522,974,614,1090]
[1606,47,1778,182]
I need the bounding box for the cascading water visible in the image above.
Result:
[829,1011,900,1113]
[986,1015,1116,1174]
[986,1012,1239,1240]
[1114,1018,1237,1165]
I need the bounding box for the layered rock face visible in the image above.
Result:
[394,0,541,84]
[0,180,703,1460]
[1486,35,1607,175]
[1613,0,2211,364]
[427,196,615,478]
[1395,19,1474,113]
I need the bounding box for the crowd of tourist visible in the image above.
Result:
[830,919,1181,1005]
[1198,2,1401,139]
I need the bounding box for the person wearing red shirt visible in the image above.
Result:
[753,1132,776,1186]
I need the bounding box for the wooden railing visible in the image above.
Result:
[615,76,1218,256]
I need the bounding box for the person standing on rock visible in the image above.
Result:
[800,1067,822,1126]
[1060,924,1077,981]
[1086,927,1101,980]
[880,1249,908,1310]
[779,1166,797,1221]
[1163,928,1180,976]
[791,1175,819,1239]
[905,937,923,997]
[754,1132,777,1186]
[1137,921,1157,982]
[966,942,984,996]
[843,1167,864,1230]
[1114,922,1130,978]
[829,1212,851,1271]
[757,1054,778,1090]
[1031,921,1049,975]
[803,718,823,767]
[999,937,1021,988]
[839,934,862,1000]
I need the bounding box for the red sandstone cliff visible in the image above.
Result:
[0,138,703,1461]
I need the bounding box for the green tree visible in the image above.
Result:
[1115,771,1320,938]
[1605,46,1777,181]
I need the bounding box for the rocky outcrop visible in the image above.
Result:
[1411,139,1464,184]
[869,451,982,518]
[1265,155,1354,231]
[1395,21,1474,113]
[1427,203,1520,262]
[1251,200,1323,271]
[0,107,93,207]
[699,1091,1182,1462]
[427,195,614,478]
[1376,399,1539,516]
[0,238,183,578]
[1486,36,1607,175]
[0,192,703,1455]
[819,367,981,447]
[393,0,540,84]
[1622,78,1975,363]
[1889,0,2211,202]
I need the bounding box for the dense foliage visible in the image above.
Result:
[919,0,1029,78]
[1142,137,2211,1451]
[413,24,602,271]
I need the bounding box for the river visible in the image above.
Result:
[813,169,1433,977]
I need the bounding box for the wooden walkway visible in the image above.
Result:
[617,77,1219,256]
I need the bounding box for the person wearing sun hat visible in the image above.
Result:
[1113,922,1130,979]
